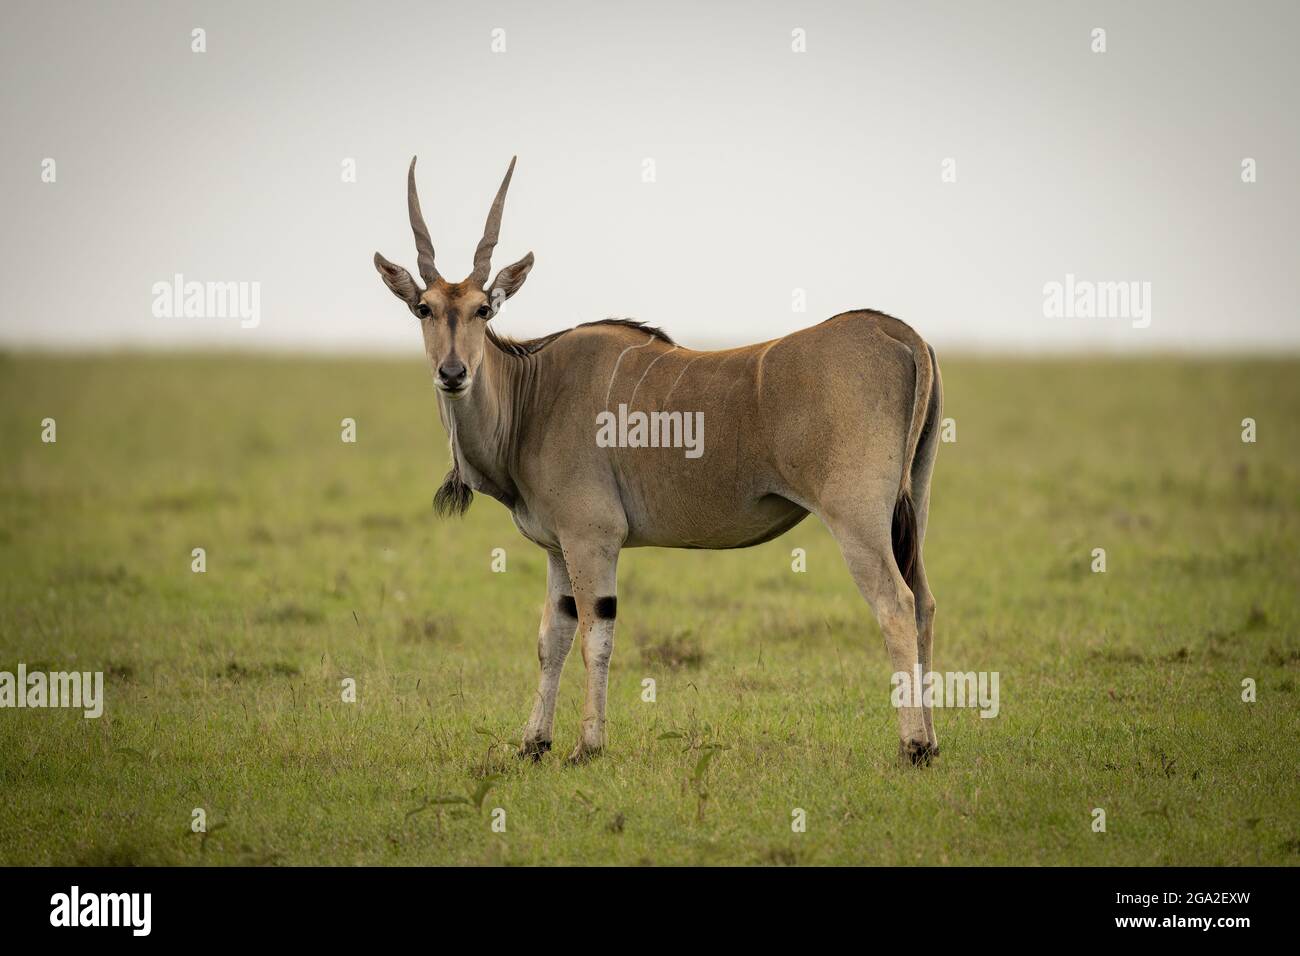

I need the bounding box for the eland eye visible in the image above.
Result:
[475,304,491,319]
[416,303,431,318]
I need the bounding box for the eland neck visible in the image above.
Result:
[435,338,527,508]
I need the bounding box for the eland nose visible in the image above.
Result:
[438,360,467,389]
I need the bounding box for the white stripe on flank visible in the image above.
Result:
[604,333,656,410]
[628,345,678,408]
[664,354,703,405]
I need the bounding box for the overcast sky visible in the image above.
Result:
[1,0,1296,353]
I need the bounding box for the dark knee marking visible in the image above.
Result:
[594,596,617,620]
[556,595,577,618]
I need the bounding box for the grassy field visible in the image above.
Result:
[0,352,1297,866]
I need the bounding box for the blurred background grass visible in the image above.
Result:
[0,352,1296,865]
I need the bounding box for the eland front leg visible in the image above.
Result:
[560,535,622,763]
[519,551,577,760]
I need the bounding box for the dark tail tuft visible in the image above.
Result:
[891,489,918,590]
[433,468,474,517]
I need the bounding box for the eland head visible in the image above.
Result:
[373,157,534,396]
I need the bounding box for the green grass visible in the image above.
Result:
[0,352,1297,866]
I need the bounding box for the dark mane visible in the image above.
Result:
[487,318,674,357]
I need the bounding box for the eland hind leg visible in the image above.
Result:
[911,545,938,755]
[819,483,932,765]
[910,482,938,755]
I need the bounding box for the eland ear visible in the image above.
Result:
[373,252,421,306]
[486,252,534,314]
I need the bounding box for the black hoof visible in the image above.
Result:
[518,740,551,762]
[566,745,602,765]
[900,740,935,767]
